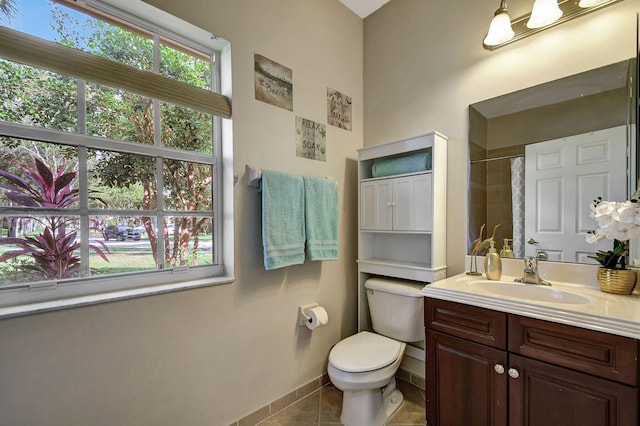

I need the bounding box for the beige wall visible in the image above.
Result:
[363,0,640,275]
[0,1,362,425]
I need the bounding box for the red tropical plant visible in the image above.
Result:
[0,158,109,280]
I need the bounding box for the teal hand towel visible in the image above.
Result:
[260,170,305,270]
[303,176,339,261]
[371,151,431,177]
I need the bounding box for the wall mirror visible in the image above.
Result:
[468,58,637,264]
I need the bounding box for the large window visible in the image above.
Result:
[0,0,233,312]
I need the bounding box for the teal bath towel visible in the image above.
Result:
[371,151,431,177]
[303,176,339,260]
[260,170,306,270]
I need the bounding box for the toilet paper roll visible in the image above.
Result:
[305,306,328,330]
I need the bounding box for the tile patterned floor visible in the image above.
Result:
[257,379,425,425]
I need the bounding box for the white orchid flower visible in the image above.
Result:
[586,198,640,247]
[614,202,636,223]
[594,201,615,217]
[585,232,604,244]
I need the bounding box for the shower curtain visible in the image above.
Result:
[511,157,525,258]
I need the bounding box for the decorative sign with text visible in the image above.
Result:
[327,87,352,131]
[295,116,326,161]
[254,54,293,111]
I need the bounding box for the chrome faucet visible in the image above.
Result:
[515,256,551,286]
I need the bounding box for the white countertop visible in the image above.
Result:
[421,268,640,340]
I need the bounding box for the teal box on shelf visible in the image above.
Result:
[371,151,431,178]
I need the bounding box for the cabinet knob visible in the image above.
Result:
[494,364,505,374]
[508,368,520,379]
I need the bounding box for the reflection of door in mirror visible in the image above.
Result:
[524,126,627,263]
[468,59,635,265]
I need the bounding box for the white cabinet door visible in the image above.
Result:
[360,179,393,230]
[393,174,432,231]
[361,173,432,231]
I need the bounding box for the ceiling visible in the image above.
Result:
[339,0,391,18]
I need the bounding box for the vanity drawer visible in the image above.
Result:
[508,315,640,386]
[425,298,507,349]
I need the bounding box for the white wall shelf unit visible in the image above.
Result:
[357,131,447,334]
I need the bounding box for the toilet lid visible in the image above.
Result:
[329,331,403,373]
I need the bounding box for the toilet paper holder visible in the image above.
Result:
[298,303,319,326]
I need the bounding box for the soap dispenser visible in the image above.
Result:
[484,240,502,281]
[500,239,514,258]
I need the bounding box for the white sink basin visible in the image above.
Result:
[469,281,590,305]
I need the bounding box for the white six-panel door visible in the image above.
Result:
[524,126,627,263]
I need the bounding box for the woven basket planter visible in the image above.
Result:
[597,268,637,295]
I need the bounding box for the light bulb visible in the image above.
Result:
[484,12,515,46]
[484,1,514,47]
[526,0,563,29]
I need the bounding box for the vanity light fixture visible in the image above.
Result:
[483,1,515,46]
[483,0,624,50]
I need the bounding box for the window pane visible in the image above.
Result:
[0,216,47,287]
[163,159,213,211]
[0,139,79,209]
[89,150,157,210]
[7,1,92,47]
[164,216,214,267]
[160,42,211,89]
[0,59,77,131]
[161,103,213,154]
[0,214,81,284]
[91,215,155,274]
[87,22,153,71]
[64,2,155,72]
[87,84,154,143]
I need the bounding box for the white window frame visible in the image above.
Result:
[0,0,234,317]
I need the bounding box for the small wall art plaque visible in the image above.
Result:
[327,87,352,131]
[254,54,293,111]
[296,116,326,162]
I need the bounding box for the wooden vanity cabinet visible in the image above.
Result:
[508,315,639,386]
[425,299,509,425]
[425,297,640,426]
[508,354,637,426]
[426,330,508,426]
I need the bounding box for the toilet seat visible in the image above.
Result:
[329,331,403,373]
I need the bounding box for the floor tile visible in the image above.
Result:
[388,380,426,425]
[319,386,343,423]
[261,391,320,424]
[257,379,424,426]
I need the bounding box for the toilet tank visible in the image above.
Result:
[364,278,425,342]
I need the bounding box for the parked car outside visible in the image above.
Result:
[103,225,141,241]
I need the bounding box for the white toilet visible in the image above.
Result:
[328,278,425,426]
